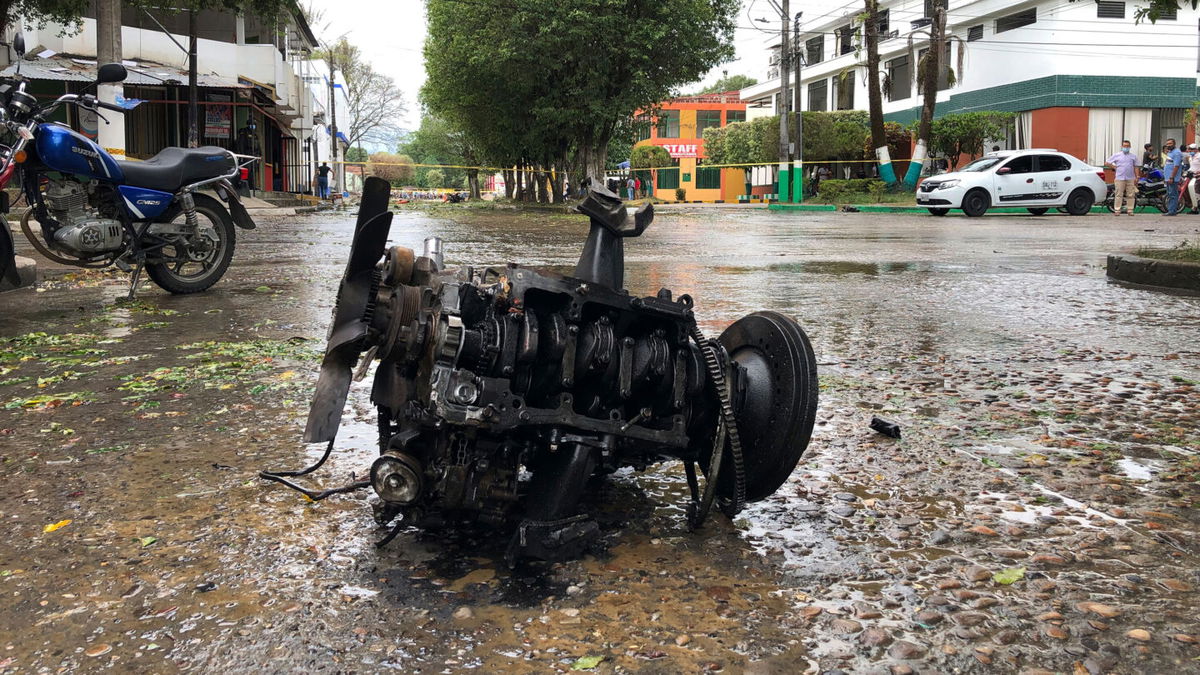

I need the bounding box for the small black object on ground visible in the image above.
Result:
[869,416,901,439]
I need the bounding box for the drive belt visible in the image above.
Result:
[688,322,745,523]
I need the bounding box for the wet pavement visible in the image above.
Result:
[1,205,1198,674]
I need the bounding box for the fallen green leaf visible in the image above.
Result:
[255,285,272,293]
[571,655,605,670]
[980,457,1001,468]
[137,536,157,548]
[992,566,1025,585]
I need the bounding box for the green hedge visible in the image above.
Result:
[817,178,888,203]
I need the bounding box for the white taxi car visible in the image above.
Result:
[916,149,1107,217]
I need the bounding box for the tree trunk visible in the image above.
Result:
[864,0,895,186]
[536,169,547,203]
[503,169,514,200]
[467,168,481,200]
[905,7,942,188]
[553,161,566,203]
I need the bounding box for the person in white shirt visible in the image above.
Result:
[1188,144,1200,214]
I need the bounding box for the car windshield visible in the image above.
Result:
[959,157,1004,172]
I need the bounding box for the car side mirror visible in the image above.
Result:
[97,63,127,84]
[12,33,25,57]
[996,167,1012,175]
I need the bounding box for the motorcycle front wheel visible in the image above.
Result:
[145,203,236,294]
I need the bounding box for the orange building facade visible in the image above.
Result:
[633,93,748,202]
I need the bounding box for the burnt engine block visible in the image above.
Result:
[294,177,818,562]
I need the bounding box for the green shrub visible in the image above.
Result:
[675,187,687,202]
[816,178,888,203]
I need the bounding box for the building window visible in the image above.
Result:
[696,167,721,189]
[834,71,855,110]
[996,8,1037,33]
[805,36,824,65]
[924,0,946,17]
[1096,1,1125,19]
[657,161,680,189]
[1159,6,1177,19]
[726,110,746,125]
[967,24,983,41]
[885,55,910,101]
[634,114,652,142]
[697,110,722,134]
[877,9,890,35]
[656,110,680,138]
[807,79,827,111]
[836,24,856,55]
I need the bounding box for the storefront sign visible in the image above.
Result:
[661,143,699,158]
[205,94,232,139]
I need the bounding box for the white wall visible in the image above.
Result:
[744,0,1200,116]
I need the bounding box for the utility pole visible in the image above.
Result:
[777,0,790,202]
[95,0,126,158]
[793,12,803,202]
[328,58,340,197]
[187,9,199,148]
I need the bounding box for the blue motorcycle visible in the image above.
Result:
[0,33,256,296]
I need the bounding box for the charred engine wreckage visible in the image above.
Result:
[261,177,818,563]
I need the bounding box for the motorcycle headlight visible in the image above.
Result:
[935,180,960,190]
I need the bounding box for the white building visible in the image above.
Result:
[741,0,1200,167]
[4,6,327,194]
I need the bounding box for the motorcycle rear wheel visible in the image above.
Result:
[145,203,236,294]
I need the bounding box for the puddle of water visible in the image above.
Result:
[1116,457,1159,481]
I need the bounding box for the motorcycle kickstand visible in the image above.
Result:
[126,262,145,300]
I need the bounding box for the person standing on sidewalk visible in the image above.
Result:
[1142,143,1159,169]
[317,162,331,199]
[1163,139,1183,216]
[1106,140,1139,215]
[1188,144,1200,214]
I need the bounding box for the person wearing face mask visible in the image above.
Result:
[1106,140,1139,215]
[1163,139,1183,216]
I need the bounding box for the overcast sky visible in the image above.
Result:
[308,0,839,135]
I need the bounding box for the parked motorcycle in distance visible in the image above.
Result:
[1103,164,1167,214]
[0,32,257,297]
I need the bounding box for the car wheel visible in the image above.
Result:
[961,189,990,217]
[1027,208,1049,216]
[1065,188,1095,216]
[927,208,949,216]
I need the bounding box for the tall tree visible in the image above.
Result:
[423,0,738,185]
[399,114,485,199]
[698,73,757,94]
[862,0,896,186]
[905,6,943,188]
[317,37,407,151]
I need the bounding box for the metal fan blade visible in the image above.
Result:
[347,177,394,275]
[302,178,396,443]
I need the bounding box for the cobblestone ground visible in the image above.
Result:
[1,205,1197,674]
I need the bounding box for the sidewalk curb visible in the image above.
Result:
[0,255,37,292]
[768,204,1112,215]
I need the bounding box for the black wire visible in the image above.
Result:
[375,518,408,548]
[258,438,372,501]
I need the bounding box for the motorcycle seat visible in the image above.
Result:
[117,147,235,193]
